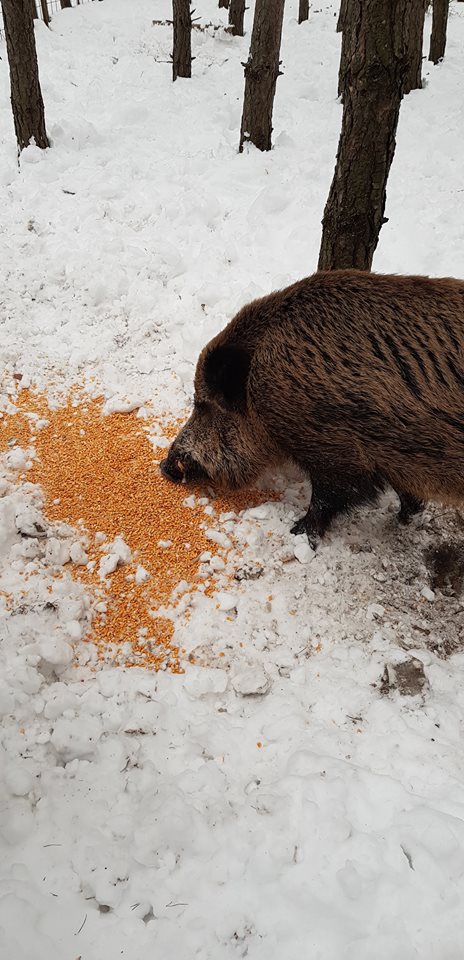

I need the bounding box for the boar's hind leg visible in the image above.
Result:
[291,469,384,547]
[396,490,424,525]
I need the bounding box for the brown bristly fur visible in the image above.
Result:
[162,271,464,543]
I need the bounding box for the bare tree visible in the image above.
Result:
[219,0,229,7]
[229,0,246,36]
[341,0,425,99]
[404,0,426,93]
[29,0,38,17]
[337,0,356,98]
[39,0,50,25]
[239,0,285,153]
[319,0,411,272]
[298,0,309,22]
[172,0,191,80]
[60,0,72,8]
[429,0,449,63]
[1,0,49,152]
[337,0,348,31]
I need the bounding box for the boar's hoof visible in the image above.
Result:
[397,492,424,525]
[291,515,321,550]
[291,516,309,537]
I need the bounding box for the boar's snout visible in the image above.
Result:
[160,453,185,484]
[160,446,210,486]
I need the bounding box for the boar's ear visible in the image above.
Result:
[203,344,251,411]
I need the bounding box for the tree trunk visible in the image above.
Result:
[228,0,246,36]
[60,0,72,8]
[318,0,410,272]
[337,0,348,31]
[298,0,309,23]
[219,0,229,8]
[39,0,50,24]
[29,0,38,17]
[1,0,49,152]
[239,0,285,153]
[429,0,449,63]
[403,0,426,93]
[172,0,191,80]
[337,0,357,99]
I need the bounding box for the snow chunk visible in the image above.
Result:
[184,668,228,697]
[99,536,132,577]
[14,505,47,538]
[103,397,144,414]
[64,619,82,640]
[421,586,436,602]
[232,666,271,697]
[50,716,103,761]
[69,541,88,565]
[44,538,71,567]
[135,564,150,584]
[215,591,238,611]
[4,765,34,797]
[294,540,315,564]
[205,528,231,548]
[6,447,29,471]
[367,603,385,620]
[246,505,270,520]
[0,685,14,716]
[38,636,74,667]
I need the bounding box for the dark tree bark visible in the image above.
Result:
[429,0,449,63]
[318,0,411,272]
[29,0,38,17]
[403,0,426,93]
[39,0,50,24]
[239,0,285,153]
[341,0,424,98]
[338,0,356,98]
[172,0,191,80]
[298,0,309,23]
[60,0,72,8]
[219,0,229,7]
[229,0,246,36]
[1,0,49,152]
[337,0,348,31]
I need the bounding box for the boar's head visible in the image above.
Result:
[161,343,276,490]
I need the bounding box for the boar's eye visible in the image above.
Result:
[203,344,251,412]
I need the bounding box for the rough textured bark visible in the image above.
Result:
[228,0,245,36]
[318,0,411,272]
[337,0,348,31]
[1,0,49,152]
[29,0,38,17]
[239,0,285,153]
[403,0,426,93]
[172,0,191,80]
[338,0,357,98]
[298,0,309,23]
[219,0,229,8]
[429,0,449,63]
[39,0,50,24]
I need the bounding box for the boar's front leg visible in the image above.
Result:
[291,467,385,547]
[396,490,424,525]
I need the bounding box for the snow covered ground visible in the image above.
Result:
[1,1,464,957]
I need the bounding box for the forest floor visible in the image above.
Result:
[1,1,464,957]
